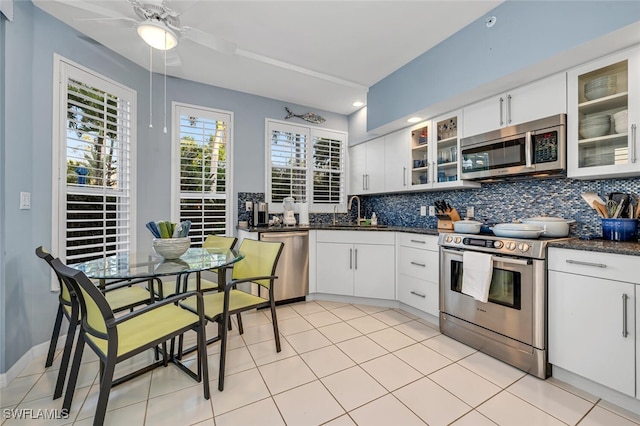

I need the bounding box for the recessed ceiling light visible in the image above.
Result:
[352,101,365,107]
[407,117,422,123]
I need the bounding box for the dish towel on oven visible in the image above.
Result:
[462,251,493,303]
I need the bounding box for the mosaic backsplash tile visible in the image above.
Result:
[239,175,640,238]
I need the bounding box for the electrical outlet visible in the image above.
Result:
[467,206,475,218]
[245,201,253,211]
[429,206,435,216]
[420,206,427,216]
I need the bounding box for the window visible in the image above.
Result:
[267,120,346,213]
[172,103,233,245]
[53,56,136,266]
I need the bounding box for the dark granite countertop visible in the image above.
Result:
[548,239,640,256]
[237,224,441,236]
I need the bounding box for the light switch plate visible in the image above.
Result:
[467,206,475,218]
[420,206,427,216]
[20,192,31,210]
[429,206,435,216]
[246,201,253,211]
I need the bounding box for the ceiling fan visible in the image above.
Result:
[62,0,237,55]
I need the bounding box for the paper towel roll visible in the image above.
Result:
[298,202,309,225]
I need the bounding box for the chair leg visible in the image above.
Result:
[53,317,78,399]
[270,301,281,352]
[93,358,116,426]
[218,312,230,391]
[197,321,210,399]
[236,313,244,334]
[62,333,85,412]
[45,305,64,368]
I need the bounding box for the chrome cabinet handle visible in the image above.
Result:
[566,259,607,268]
[349,248,353,269]
[499,97,504,126]
[622,293,629,337]
[403,166,407,186]
[507,94,512,124]
[362,175,366,191]
[410,239,426,244]
[631,124,637,164]
[432,161,437,183]
[410,261,426,267]
[354,248,358,270]
[410,291,426,298]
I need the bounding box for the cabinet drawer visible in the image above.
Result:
[316,230,394,245]
[548,248,638,283]
[396,232,439,251]
[397,274,439,316]
[398,246,439,283]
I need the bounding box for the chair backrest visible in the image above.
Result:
[203,235,238,251]
[50,258,114,338]
[232,239,283,288]
[35,246,72,305]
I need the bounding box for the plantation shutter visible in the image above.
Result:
[266,120,346,213]
[174,104,232,246]
[269,122,309,204]
[59,63,135,263]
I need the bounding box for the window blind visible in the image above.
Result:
[61,71,134,263]
[174,105,232,246]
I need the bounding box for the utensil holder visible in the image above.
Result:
[438,208,461,230]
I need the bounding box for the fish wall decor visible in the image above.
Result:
[284,107,326,124]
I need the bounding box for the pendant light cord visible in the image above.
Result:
[163,33,168,134]
[149,46,153,128]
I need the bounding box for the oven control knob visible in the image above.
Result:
[506,241,516,251]
[518,243,530,252]
[454,237,462,244]
[493,240,504,249]
[445,235,453,243]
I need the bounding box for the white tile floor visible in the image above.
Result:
[3,300,640,425]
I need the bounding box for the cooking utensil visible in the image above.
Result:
[592,201,607,218]
[492,223,544,238]
[520,216,575,237]
[635,203,640,219]
[453,219,482,234]
[582,192,606,217]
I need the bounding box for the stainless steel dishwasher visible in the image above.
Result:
[259,231,309,302]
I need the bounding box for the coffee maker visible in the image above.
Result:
[252,202,268,227]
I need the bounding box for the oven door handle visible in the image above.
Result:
[441,248,532,266]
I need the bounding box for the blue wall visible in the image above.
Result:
[367,1,640,131]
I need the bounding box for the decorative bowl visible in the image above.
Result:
[584,75,617,100]
[153,237,190,259]
[613,110,628,134]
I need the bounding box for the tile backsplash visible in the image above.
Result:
[239,176,640,238]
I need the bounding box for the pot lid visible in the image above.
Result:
[456,219,482,225]
[493,223,543,231]
[521,216,575,223]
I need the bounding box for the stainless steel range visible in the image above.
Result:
[438,232,568,379]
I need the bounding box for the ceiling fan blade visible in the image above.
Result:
[181,26,237,55]
[75,17,138,27]
[165,50,182,67]
[56,0,127,20]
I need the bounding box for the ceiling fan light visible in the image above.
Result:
[137,20,178,50]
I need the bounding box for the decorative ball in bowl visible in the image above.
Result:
[153,237,190,259]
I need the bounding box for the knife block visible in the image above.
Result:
[437,208,461,230]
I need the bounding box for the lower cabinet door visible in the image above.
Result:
[548,270,635,396]
[397,274,439,316]
[316,242,354,296]
[353,244,395,299]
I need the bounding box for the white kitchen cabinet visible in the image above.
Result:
[409,112,479,191]
[384,128,410,192]
[316,231,395,300]
[567,46,640,179]
[349,137,385,194]
[463,73,567,138]
[395,233,439,316]
[548,248,636,397]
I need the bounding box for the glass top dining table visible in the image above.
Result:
[69,247,245,287]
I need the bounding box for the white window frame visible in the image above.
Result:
[171,102,234,240]
[51,54,136,289]
[266,119,347,214]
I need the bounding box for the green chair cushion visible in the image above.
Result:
[86,303,200,357]
[105,286,153,311]
[156,277,218,298]
[181,290,268,320]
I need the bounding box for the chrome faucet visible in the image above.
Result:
[347,195,365,225]
[333,205,338,225]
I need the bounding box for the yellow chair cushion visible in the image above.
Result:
[105,286,153,311]
[86,303,200,358]
[157,277,218,298]
[181,290,268,320]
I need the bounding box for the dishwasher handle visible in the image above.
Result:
[260,231,310,239]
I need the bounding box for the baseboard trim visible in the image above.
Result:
[0,335,66,388]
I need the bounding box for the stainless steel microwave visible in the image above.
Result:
[460,114,566,180]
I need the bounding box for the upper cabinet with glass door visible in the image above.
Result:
[410,112,480,190]
[568,46,639,179]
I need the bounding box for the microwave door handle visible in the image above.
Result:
[525,131,534,168]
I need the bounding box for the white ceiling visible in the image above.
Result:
[33,0,503,115]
